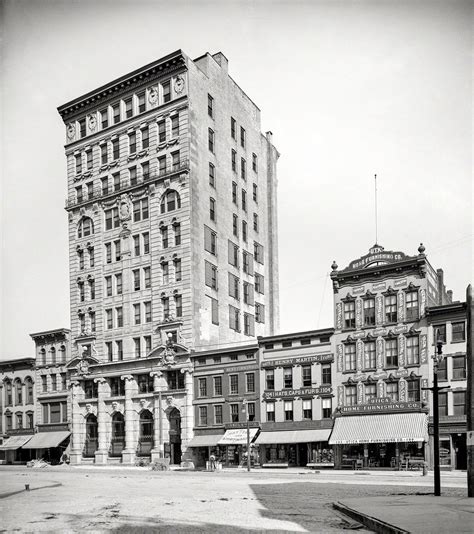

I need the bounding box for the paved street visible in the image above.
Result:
[0,466,467,532]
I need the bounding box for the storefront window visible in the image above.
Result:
[439,437,451,466]
[309,443,333,465]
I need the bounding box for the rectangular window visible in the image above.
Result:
[231,149,237,172]
[229,305,240,332]
[162,80,171,103]
[284,400,293,421]
[105,207,119,230]
[386,338,398,367]
[364,341,376,369]
[100,108,108,129]
[253,183,258,202]
[113,172,121,191]
[229,374,238,395]
[112,138,119,160]
[243,282,254,305]
[302,399,312,420]
[207,94,214,118]
[198,378,207,397]
[453,391,466,416]
[240,126,246,148]
[141,159,149,179]
[79,118,86,138]
[243,313,255,336]
[86,149,93,170]
[205,261,218,289]
[162,296,170,319]
[101,144,108,165]
[302,365,312,387]
[364,298,375,326]
[129,166,137,186]
[144,267,151,289]
[210,296,219,325]
[452,322,466,342]
[112,103,120,125]
[213,376,222,396]
[245,373,255,393]
[385,294,397,323]
[210,197,216,221]
[253,213,258,232]
[162,261,169,284]
[242,189,247,212]
[241,158,246,180]
[407,378,420,401]
[209,163,215,187]
[106,342,113,362]
[105,243,112,263]
[134,337,141,358]
[365,384,377,402]
[406,336,419,365]
[144,301,152,323]
[345,385,357,406]
[438,358,447,381]
[145,336,152,354]
[322,397,332,418]
[228,240,239,268]
[438,391,448,416]
[174,223,181,246]
[386,381,399,401]
[116,307,123,327]
[116,340,123,361]
[134,303,141,325]
[230,403,239,423]
[345,344,356,371]
[171,150,180,170]
[255,303,264,324]
[453,355,466,379]
[243,251,254,275]
[229,273,240,300]
[344,301,356,328]
[254,242,264,264]
[133,269,141,291]
[158,120,166,143]
[114,240,121,261]
[115,273,122,295]
[101,176,109,195]
[266,402,275,422]
[138,91,146,113]
[265,369,275,390]
[252,153,258,172]
[75,154,82,175]
[406,291,419,320]
[204,226,217,255]
[133,235,140,256]
[214,405,223,425]
[105,276,112,297]
[436,324,447,343]
[208,128,214,153]
[231,117,236,139]
[125,98,133,118]
[174,294,183,317]
[133,198,149,221]
[247,402,255,422]
[161,226,169,249]
[283,367,292,389]
[141,127,149,149]
[255,273,264,295]
[106,309,113,329]
[199,406,207,426]
[143,232,150,254]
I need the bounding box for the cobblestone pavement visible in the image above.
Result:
[0,466,466,533]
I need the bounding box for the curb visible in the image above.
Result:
[333,502,409,534]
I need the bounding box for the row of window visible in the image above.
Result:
[2,378,34,406]
[37,346,67,366]
[204,225,264,265]
[345,379,421,405]
[198,402,256,426]
[77,279,95,302]
[264,364,332,390]
[77,246,94,270]
[229,306,257,335]
[198,373,256,398]
[434,322,466,343]
[40,374,68,393]
[343,291,419,328]
[73,82,173,140]
[4,411,34,431]
[195,353,256,365]
[227,244,256,275]
[263,336,331,350]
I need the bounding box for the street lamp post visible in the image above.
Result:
[242,399,251,472]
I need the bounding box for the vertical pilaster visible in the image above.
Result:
[94,377,108,464]
[69,380,83,465]
[180,366,195,468]
[150,371,165,462]
[121,374,136,464]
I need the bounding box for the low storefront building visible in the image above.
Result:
[329,398,429,469]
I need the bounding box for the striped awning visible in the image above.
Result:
[255,429,331,445]
[329,413,428,444]
[187,434,223,447]
[22,431,70,449]
[0,434,34,451]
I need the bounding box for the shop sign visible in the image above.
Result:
[340,397,424,415]
[261,354,333,368]
[353,285,365,295]
[225,365,259,373]
[263,386,332,399]
[348,249,407,270]
[373,282,387,291]
[225,421,260,429]
[394,278,408,288]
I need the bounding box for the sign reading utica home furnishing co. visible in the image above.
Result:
[339,397,427,415]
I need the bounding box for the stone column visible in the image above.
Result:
[150,371,166,462]
[121,374,136,465]
[180,366,195,468]
[94,377,108,465]
[69,380,83,465]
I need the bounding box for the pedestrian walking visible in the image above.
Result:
[209,453,216,471]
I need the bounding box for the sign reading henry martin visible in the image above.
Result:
[261,354,333,368]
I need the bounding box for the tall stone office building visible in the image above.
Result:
[57,50,279,465]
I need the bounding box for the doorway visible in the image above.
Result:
[452,433,467,470]
[168,408,182,464]
[111,412,125,456]
[138,409,153,456]
[84,414,98,457]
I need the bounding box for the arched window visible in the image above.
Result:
[84,413,98,457]
[138,409,153,456]
[59,345,66,363]
[111,412,125,457]
[77,217,94,238]
[160,190,181,214]
[14,379,23,405]
[26,411,34,429]
[25,377,34,404]
[5,380,12,406]
[50,346,56,365]
[39,348,46,365]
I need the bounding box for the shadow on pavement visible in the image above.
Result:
[0,482,62,500]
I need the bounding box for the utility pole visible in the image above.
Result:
[467,285,473,497]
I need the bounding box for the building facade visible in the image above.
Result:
[255,329,335,467]
[188,343,260,468]
[426,301,468,470]
[328,243,453,469]
[56,50,279,465]
[0,357,36,463]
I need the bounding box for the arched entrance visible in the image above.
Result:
[138,409,153,456]
[168,408,182,465]
[84,414,98,457]
[110,412,125,457]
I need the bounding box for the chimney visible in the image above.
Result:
[447,290,453,303]
[212,52,228,73]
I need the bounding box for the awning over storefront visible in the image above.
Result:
[187,434,223,447]
[329,413,428,445]
[22,431,71,449]
[0,434,34,451]
[255,429,331,445]
[218,428,259,445]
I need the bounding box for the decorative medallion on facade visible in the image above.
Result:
[88,114,97,132]
[77,356,90,376]
[174,75,185,94]
[148,86,159,104]
[67,123,76,140]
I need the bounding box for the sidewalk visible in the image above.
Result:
[334,495,474,533]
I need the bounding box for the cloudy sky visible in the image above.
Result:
[1,0,472,359]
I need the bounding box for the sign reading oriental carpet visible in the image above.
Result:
[339,397,426,415]
[261,354,333,368]
[263,386,332,400]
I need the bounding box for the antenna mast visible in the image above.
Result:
[374,173,378,244]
